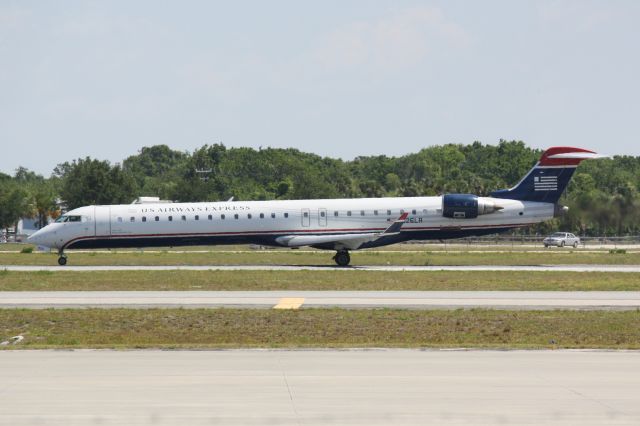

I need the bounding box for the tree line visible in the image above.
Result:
[1,140,638,236]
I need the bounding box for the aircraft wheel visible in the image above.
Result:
[58,256,67,266]
[334,251,351,267]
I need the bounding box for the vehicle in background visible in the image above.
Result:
[543,232,580,248]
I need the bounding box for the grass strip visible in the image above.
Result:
[1,308,639,349]
[1,249,639,266]
[2,270,640,291]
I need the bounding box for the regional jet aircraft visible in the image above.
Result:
[29,147,598,266]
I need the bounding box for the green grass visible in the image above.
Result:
[1,249,639,266]
[1,308,639,349]
[1,270,640,291]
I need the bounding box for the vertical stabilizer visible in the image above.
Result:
[490,147,598,203]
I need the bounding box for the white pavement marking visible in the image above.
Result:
[0,349,639,425]
[2,291,640,310]
[2,264,640,272]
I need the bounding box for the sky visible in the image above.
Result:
[1,0,639,175]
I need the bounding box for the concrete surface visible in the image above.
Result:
[2,290,640,310]
[2,264,640,272]
[0,349,638,425]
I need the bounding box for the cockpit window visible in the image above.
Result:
[55,215,83,223]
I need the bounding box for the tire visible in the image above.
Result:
[58,256,67,266]
[573,241,578,248]
[334,251,350,267]
[544,244,549,248]
[560,241,565,247]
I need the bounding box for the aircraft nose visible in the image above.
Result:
[27,230,42,244]
[28,228,50,247]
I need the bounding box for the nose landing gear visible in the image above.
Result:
[333,250,351,267]
[57,250,67,266]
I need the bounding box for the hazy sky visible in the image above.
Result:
[2,0,639,175]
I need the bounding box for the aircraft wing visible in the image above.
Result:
[275,213,408,250]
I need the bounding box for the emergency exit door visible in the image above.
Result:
[318,208,327,227]
[301,208,310,227]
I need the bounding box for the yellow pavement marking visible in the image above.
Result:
[273,298,305,309]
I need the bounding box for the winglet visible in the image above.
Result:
[383,212,409,234]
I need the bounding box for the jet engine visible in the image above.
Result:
[442,194,503,219]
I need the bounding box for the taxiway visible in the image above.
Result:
[2,290,640,309]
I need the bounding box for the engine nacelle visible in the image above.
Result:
[442,194,503,219]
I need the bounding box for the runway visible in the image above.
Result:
[3,264,640,272]
[0,349,638,425]
[3,290,640,309]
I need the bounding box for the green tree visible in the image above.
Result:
[54,158,137,209]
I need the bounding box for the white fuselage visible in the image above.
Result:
[28,196,554,251]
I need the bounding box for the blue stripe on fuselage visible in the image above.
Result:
[66,226,520,251]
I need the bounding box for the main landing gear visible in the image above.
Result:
[333,250,351,267]
[58,250,67,266]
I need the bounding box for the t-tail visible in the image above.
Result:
[490,147,598,203]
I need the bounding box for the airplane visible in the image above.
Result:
[28,146,599,266]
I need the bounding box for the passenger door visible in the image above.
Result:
[94,206,111,237]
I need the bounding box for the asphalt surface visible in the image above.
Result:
[3,290,640,309]
[0,349,638,425]
[2,264,640,272]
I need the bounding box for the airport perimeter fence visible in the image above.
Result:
[3,232,640,248]
[409,235,640,248]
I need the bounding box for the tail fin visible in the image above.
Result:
[491,147,598,203]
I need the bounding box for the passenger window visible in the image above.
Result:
[142,217,147,222]
[195,215,199,221]
[320,211,325,217]
[208,215,212,220]
[248,214,252,219]
[303,212,308,218]
[130,217,135,222]
[360,210,365,216]
[347,211,352,216]
[412,209,416,215]
[117,217,123,222]
[284,213,289,218]
[155,216,159,222]
[181,215,186,221]
[168,216,173,221]
[234,214,239,219]
[334,211,339,217]
[374,210,378,215]
[271,213,275,219]
[387,210,391,216]
[221,214,225,220]
[260,213,264,219]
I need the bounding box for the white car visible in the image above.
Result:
[543,232,580,248]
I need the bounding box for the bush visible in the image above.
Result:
[609,249,627,254]
[20,246,34,254]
